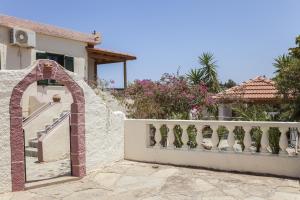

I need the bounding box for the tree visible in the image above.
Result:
[187,68,202,85]
[289,35,300,59]
[221,79,237,89]
[198,52,220,93]
[187,52,220,93]
[273,36,300,120]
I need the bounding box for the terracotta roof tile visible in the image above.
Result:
[214,76,281,102]
[0,14,100,44]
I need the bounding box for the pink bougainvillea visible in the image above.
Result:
[119,73,215,119]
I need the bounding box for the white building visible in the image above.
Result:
[0,14,136,116]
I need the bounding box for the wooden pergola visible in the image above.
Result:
[86,47,136,88]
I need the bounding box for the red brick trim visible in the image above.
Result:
[9,60,86,191]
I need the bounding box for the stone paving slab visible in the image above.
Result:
[1,160,300,200]
[25,157,70,182]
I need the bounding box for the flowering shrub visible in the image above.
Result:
[120,73,215,119]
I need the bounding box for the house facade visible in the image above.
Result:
[0,14,136,116]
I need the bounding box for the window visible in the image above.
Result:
[36,52,74,85]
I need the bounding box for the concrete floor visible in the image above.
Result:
[1,160,300,200]
[25,157,70,182]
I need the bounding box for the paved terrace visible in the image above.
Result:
[1,160,300,200]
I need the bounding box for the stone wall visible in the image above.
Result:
[0,62,125,193]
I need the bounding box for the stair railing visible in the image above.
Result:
[44,111,71,134]
[23,102,53,125]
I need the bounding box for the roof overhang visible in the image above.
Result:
[0,14,100,45]
[87,47,136,64]
[213,96,282,104]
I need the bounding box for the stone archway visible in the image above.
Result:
[9,59,86,191]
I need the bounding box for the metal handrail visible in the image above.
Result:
[44,111,70,134]
[23,102,53,125]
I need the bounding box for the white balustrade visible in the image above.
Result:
[211,125,219,151]
[260,127,270,153]
[181,125,189,149]
[153,123,161,148]
[196,125,204,150]
[166,124,175,148]
[279,127,289,155]
[144,120,299,157]
[243,126,252,152]
[227,126,235,151]
[125,119,300,178]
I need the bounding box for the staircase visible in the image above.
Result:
[25,111,70,157]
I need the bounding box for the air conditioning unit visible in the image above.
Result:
[10,28,36,48]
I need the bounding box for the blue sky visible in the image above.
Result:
[1,0,300,87]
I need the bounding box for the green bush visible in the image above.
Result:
[187,125,197,148]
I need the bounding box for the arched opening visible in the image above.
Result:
[9,60,86,191]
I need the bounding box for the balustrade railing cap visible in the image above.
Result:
[136,119,300,128]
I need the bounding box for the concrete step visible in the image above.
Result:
[28,139,38,148]
[25,147,37,157]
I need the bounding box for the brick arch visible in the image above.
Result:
[9,59,86,191]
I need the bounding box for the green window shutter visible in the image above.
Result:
[64,56,74,72]
[36,52,48,60]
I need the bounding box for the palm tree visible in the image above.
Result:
[187,68,201,85]
[273,54,292,73]
[198,52,220,93]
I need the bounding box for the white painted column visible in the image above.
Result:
[166,124,175,148]
[181,125,189,149]
[260,127,270,153]
[211,125,219,151]
[154,124,161,148]
[197,125,204,150]
[243,126,252,152]
[279,127,289,155]
[227,126,235,151]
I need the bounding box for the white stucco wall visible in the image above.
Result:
[0,63,125,193]
[0,25,92,79]
[0,26,32,70]
[0,69,32,193]
[73,76,125,171]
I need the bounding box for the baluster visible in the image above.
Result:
[148,124,155,147]
[166,124,175,148]
[154,123,161,148]
[211,125,219,151]
[181,124,189,149]
[243,126,252,152]
[260,127,270,153]
[279,127,289,155]
[196,125,204,150]
[227,126,235,151]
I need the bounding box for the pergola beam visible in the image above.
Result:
[86,47,136,89]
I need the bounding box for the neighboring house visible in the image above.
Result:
[213,76,280,120]
[0,14,136,116]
